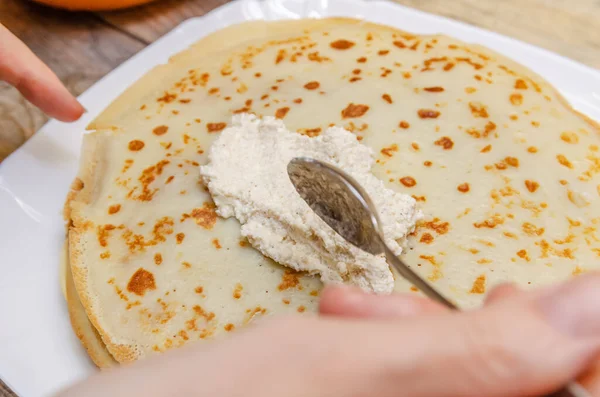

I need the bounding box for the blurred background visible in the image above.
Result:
[0,0,599,162]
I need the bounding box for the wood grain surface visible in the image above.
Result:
[0,0,599,395]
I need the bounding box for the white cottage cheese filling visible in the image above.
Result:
[200,114,422,293]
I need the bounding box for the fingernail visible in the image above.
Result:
[537,275,600,338]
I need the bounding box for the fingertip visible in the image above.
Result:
[485,283,520,304]
[319,285,365,315]
[57,99,85,122]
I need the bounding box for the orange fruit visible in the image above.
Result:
[31,0,157,11]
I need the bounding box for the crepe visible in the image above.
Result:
[65,17,600,364]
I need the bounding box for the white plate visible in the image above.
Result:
[1,0,599,396]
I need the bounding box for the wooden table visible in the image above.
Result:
[0,0,599,395]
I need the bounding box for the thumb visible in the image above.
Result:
[326,274,600,397]
[319,285,445,318]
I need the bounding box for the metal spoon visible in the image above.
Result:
[287,157,589,397]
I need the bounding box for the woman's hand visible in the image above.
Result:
[321,276,600,396]
[58,274,600,397]
[0,23,84,122]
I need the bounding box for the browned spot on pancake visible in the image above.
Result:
[341,103,369,118]
[349,77,362,82]
[182,262,192,269]
[469,102,489,118]
[420,233,434,244]
[481,144,492,153]
[275,48,287,64]
[297,306,306,313]
[157,92,176,103]
[417,109,440,119]
[382,94,393,104]
[154,253,163,265]
[424,86,444,92]
[515,79,528,89]
[128,140,145,151]
[571,266,585,276]
[412,195,426,202]
[181,203,217,229]
[302,127,322,137]
[293,98,303,104]
[422,218,449,234]
[457,183,470,193]
[179,98,191,104]
[525,180,539,193]
[304,81,320,90]
[510,93,523,106]
[470,275,486,294]
[465,86,476,94]
[176,233,185,244]
[152,125,169,136]
[444,62,455,72]
[310,290,319,297]
[108,204,121,215]
[557,154,574,169]
[522,222,545,236]
[224,324,235,331]
[307,51,331,62]
[212,238,222,250]
[193,305,215,322]
[399,121,410,129]
[400,176,416,187]
[233,106,250,114]
[207,122,226,133]
[528,146,538,153]
[282,299,291,305]
[254,72,262,78]
[474,214,504,229]
[330,39,355,50]
[195,286,204,294]
[411,143,420,151]
[456,57,483,69]
[517,249,531,261]
[505,156,519,167]
[134,159,170,201]
[560,131,579,144]
[278,270,301,291]
[97,224,116,247]
[239,239,249,247]
[275,107,290,119]
[233,283,243,299]
[381,144,398,157]
[100,251,110,259]
[393,40,406,49]
[434,136,454,150]
[166,176,174,184]
[127,268,156,296]
[378,49,389,56]
[357,57,367,63]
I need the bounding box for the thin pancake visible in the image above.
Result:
[67,17,600,364]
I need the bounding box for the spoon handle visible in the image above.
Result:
[382,246,457,309]
[382,246,590,397]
